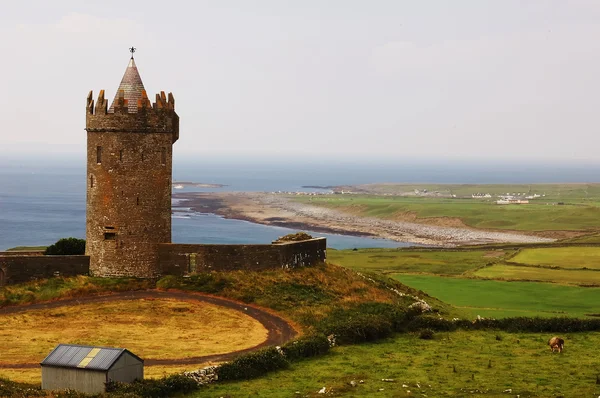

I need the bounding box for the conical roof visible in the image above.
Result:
[109,57,146,113]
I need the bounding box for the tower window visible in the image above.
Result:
[161,147,167,165]
[119,149,123,161]
[104,232,116,240]
[141,152,144,161]
[96,146,102,164]
[136,196,140,206]
[90,175,94,188]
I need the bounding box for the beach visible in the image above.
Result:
[173,192,555,247]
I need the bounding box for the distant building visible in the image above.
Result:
[496,199,529,205]
[41,344,143,394]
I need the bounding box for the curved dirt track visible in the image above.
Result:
[0,290,297,369]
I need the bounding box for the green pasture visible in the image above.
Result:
[509,246,600,269]
[475,264,600,285]
[295,191,600,232]
[393,274,600,318]
[195,331,600,397]
[327,248,507,275]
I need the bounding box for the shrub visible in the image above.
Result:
[273,232,314,243]
[419,328,435,340]
[217,347,290,381]
[281,334,331,360]
[156,273,231,294]
[44,238,85,255]
[105,374,198,397]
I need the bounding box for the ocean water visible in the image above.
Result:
[1,157,599,251]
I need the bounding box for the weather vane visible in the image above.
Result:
[129,46,136,58]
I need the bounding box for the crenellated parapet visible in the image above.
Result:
[86,89,179,143]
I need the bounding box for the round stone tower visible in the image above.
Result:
[85,55,179,278]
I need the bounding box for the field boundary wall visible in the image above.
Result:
[0,253,90,286]
[159,238,327,276]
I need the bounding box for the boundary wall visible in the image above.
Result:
[159,238,327,276]
[0,238,326,285]
[0,253,90,286]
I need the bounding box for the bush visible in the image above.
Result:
[281,334,331,360]
[217,347,289,381]
[105,374,198,397]
[45,238,85,255]
[156,273,231,294]
[419,328,435,340]
[273,232,314,243]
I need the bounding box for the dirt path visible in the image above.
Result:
[0,290,297,369]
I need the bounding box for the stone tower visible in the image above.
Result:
[85,55,179,278]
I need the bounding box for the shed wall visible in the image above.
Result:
[42,367,106,395]
[106,353,143,383]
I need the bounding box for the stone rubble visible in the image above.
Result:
[183,366,219,385]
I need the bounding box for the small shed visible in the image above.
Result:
[41,344,143,394]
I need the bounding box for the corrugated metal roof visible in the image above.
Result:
[40,344,143,371]
[108,57,146,113]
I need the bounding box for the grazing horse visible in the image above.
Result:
[548,336,564,353]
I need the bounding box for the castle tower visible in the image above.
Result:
[85,54,179,278]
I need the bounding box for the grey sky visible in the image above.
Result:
[1,1,599,162]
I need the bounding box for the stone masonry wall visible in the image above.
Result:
[0,254,90,286]
[159,238,326,276]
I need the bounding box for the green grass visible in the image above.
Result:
[327,248,508,275]
[475,264,600,285]
[393,274,600,318]
[192,331,600,397]
[509,247,600,269]
[294,194,600,231]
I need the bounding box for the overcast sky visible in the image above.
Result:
[1,1,599,162]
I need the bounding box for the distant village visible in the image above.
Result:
[269,188,563,205]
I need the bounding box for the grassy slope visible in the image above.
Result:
[0,276,153,307]
[196,331,600,397]
[394,274,600,318]
[509,246,600,269]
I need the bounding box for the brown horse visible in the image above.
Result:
[548,336,564,353]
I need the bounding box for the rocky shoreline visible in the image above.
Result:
[172,192,555,247]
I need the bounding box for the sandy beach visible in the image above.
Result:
[173,192,555,247]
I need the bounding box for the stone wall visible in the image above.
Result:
[159,238,326,276]
[0,254,90,286]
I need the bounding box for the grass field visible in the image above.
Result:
[196,331,600,397]
[393,274,600,318]
[327,248,508,275]
[475,264,600,285]
[509,246,600,269]
[295,194,600,231]
[0,299,267,383]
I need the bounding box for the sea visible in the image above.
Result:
[1,155,599,251]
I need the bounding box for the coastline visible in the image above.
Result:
[173,192,555,247]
